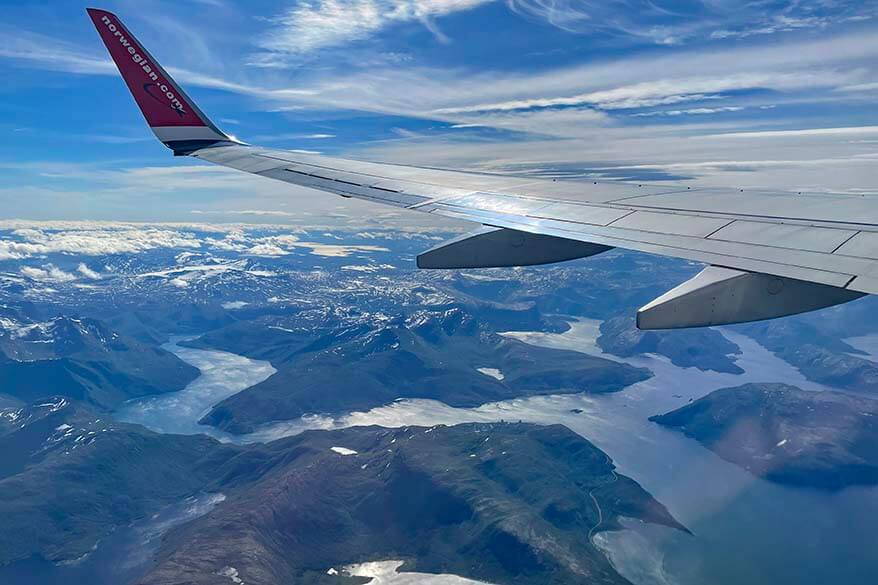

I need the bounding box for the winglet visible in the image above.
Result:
[86,8,233,154]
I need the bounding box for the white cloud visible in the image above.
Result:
[838,82,878,93]
[705,126,878,139]
[507,0,875,45]
[300,243,390,257]
[247,243,290,256]
[0,225,202,260]
[0,28,314,104]
[430,72,855,115]
[353,120,878,195]
[211,26,877,138]
[20,264,77,282]
[237,232,392,257]
[255,0,492,59]
[708,12,871,41]
[192,209,300,217]
[76,263,102,279]
[0,28,116,75]
[632,106,745,117]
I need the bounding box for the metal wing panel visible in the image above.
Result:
[247,148,539,192]
[708,221,858,253]
[834,231,878,259]
[425,204,859,288]
[504,182,693,204]
[192,144,878,294]
[615,190,878,227]
[849,275,878,295]
[438,193,554,216]
[530,203,633,226]
[609,211,732,238]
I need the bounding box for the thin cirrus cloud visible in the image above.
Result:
[252,0,493,62]
[631,106,745,117]
[0,28,116,75]
[506,0,876,45]
[253,0,876,58]
[0,25,315,102]
[1,12,875,135]
[427,69,869,116]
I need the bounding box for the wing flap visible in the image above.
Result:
[708,221,857,253]
[834,231,878,259]
[618,190,878,227]
[609,211,732,238]
[529,202,633,226]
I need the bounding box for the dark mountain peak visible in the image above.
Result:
[0,396,103,479]
[0,315,124,361]
[0,312,199,410]
[45,316,118,353]
[406,307,479,342]
[0,396,74,436]
[359,326,403,354]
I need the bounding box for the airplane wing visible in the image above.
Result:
[88,8,875,329]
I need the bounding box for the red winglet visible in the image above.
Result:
[87,8,229,149]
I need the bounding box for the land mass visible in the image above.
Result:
[0,316,198,410]
[192,308,651,434]
[0,402,685,585]
[598,315,743,373]
[650,383,878,490]
[144,423,687,585]
[736,321,878,394]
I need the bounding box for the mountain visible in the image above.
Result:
[735,321,878,393]
[650,383,878,490]
[598,315,743,373]
[0,398,240,565]
[0,316,199,410]
[193,308,652,434]
[142,423,687,585]
[0,403,687,585]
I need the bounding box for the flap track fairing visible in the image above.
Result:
[637,265,864,330]
[417,226,612,269]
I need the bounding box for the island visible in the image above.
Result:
[650,383,878,490]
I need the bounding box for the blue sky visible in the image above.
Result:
[0,0,876,223]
